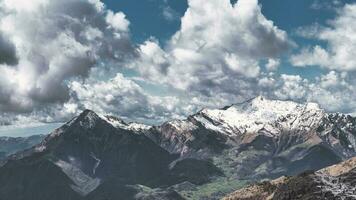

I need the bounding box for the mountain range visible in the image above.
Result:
[0,96,355,200]
[0,135,44,160]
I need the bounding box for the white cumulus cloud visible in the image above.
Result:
[133,0,293,95]
[291,3,356,71]
[0,0,134,113]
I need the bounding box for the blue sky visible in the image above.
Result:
[99,0,356,114]
[103,0,334,43]
[0,123,62,137]
[0,0,355,135]
[93,0,356,117]
[103,0,188,44]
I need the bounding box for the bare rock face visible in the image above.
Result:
[223,157,356,200]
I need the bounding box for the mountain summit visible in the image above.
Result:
[192,95,324,136]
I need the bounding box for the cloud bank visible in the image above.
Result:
[0,0,355,126]
[0,0,133,113]
[134,0,292,93]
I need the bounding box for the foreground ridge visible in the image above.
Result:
[223,157,356,200]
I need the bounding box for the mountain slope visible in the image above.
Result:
[222,157,356,200]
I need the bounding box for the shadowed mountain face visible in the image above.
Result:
[0,110,221,200]
[0,97,355,200]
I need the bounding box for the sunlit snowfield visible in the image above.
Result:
[0,123,63,137]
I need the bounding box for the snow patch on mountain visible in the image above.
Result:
[54,159,101,196]
[104,115,128,129]
[166,120,198,132]
[128,122,152,131]
[90,153,101,175]
[103,115,152,131]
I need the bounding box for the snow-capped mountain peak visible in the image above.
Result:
[193,96,325,136]
[61,110,152,131]
[233,95,322,117]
